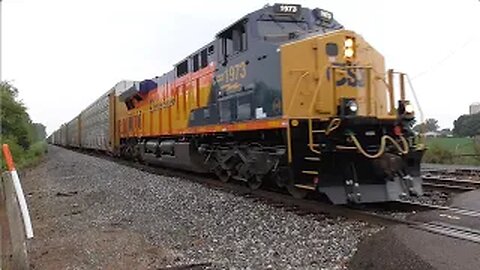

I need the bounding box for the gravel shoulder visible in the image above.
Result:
[22,146,380,269]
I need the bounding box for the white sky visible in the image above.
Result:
[1,0,479,134]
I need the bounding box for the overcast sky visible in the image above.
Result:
[2,0,479,134]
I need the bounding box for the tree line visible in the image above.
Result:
[412,114,480,137]
[1,81,47,168]
[452,113,480,137]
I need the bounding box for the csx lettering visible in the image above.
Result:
[346,69,365,87]
[327,64,365,88]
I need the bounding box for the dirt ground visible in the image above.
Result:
[22,158,184,269]
[21,146,379,269]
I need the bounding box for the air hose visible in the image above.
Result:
[348,133,409,159]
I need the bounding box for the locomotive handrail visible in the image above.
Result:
[387,69,396,115]
[309,67,328,115]
[383,70,426,149]
[307,119,321,154]
[325,118,341,135]
[307,118,342,154]
[405,74,426,149]
[287,71,310,115]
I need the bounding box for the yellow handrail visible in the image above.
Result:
[307,118,342,154]
[287,71,309,115]
[308,66,329,115]
[307,119,321,154]
[325,118,341,135]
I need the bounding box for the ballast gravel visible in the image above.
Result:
[24,146,381,269]
[409,190,451,206]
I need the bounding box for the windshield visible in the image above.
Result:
[257,20,308,37]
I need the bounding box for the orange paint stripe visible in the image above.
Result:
[2,144,16,171]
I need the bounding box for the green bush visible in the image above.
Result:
[422,142,480,165]
[0,136,26,169]
[0,138,47,170]
[423,144,455,164]
[30,141,47,157]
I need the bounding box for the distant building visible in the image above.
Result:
[424,131,440,137]
[469,102,480,115]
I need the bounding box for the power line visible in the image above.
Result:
[411,36,477,80]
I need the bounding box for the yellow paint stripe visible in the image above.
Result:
[121,118,288,138]
[294,184,316,190]
[302,170,319,175]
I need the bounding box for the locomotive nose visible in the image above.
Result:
[280,30,391,120]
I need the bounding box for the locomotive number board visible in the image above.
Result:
[273,4,301,15]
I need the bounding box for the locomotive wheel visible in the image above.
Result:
[286,184,309,199]
[217,169,231,183]
[248,175,263,190]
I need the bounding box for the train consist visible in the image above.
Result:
[50,4,424,204]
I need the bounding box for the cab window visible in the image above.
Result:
[193,54,200,72]
[201,48,208,68]
[219,20,248,62]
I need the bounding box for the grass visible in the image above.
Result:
[423,137,480,165]
[1,140,48,170]
[425,137,475,154]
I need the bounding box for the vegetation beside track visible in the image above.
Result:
[0,81,47,169]
[423,137,480,165]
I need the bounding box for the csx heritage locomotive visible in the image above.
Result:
[50,4,425,204]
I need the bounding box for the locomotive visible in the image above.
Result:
[50,4,424,204]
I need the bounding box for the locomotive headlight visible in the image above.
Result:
[344,37,355,59]
[340,98,358,116]
[398,100,415,121]
[344,48,355,58]
[347,100,358,112]
[344,38,354,48]
[405,103,414,114]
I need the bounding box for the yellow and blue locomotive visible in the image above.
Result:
[51,4,424,204]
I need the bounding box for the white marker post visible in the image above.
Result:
[2,144,34,239]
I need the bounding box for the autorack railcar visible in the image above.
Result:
[51,3,424,204]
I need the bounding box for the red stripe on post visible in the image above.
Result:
[2,144,16,172]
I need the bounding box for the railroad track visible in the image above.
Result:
[353,200,480,244]
[421,169,480,192]
[76,148,480,244]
